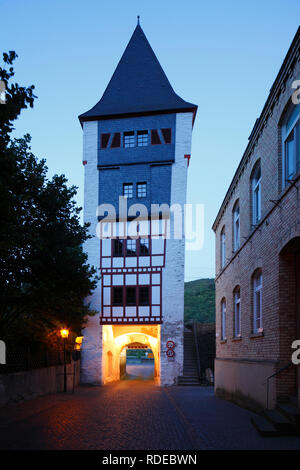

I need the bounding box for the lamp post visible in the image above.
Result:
[60,328,69,392]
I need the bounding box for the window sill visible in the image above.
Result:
[232,336,242,342]
[220,339,227,344]
[250,331,264,339]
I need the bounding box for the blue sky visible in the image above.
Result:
[1,0,299,281]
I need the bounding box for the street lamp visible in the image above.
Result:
[60,328,69,392]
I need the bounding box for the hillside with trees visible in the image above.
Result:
[184,278,215,324]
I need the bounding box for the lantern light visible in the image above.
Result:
[60,328,69,339]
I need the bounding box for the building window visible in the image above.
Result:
[112,287,123,306]
[137,130,148,147]
[151,129,161,145]
[126,287,136,306]
[234,287,241,337]
[140,238,149,256]
[161,128,171,144]
[126,239,137,256]
[111,132,120,148]
[221,227,226,269]
[221,299,226,341]
[137,182,147,198]
[251,163,261,225]
[123,183,133,198]
[233,202,240,252]
[139,286,149,305]
[101,133,110,149]
[124,131,135,148]
[113,239,124,257]
[282,104,299,186]
[253,270,263,333]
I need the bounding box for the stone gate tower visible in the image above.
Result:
[79,22,197,386]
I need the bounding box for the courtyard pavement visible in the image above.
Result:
[0,370,300,450]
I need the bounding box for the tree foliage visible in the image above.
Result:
[0,52,97,346]
[184,278,215,324]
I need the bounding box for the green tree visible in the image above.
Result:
[0,52,97,346]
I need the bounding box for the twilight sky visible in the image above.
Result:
[1,0,299,280]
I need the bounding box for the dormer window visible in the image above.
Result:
[124,131,135,148]
[137,130,148,147]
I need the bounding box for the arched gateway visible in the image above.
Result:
[78,22,197,386]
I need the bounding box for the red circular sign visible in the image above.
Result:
[166,349,175,358]
[166,340,175,349]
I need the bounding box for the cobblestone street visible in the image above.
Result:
[0,381,300,450]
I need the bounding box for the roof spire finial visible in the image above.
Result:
[137,15,140,25]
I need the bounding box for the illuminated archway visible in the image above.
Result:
[102,325,160,384]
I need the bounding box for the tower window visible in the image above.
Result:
[123,183,133,198]
[161,128,171,144]
[111,132,121,148]
[126,287,136,306]
[137,182,147,198]
[140,238,149,256]
[139,286,149,305]
[124,131,135,148]
[113,239,124,257]
[126,239,137,256]
[101,133,110,149]
[112,287,123,306]
[151,129,161,145]
[137,130,148,147]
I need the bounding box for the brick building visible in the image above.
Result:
[78,22,197,386]
[213,28,300,409]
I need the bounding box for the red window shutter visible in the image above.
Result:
[151,129,161,145]
[161,128,171,144]
[101,133,110,148]
[111,133,121,148]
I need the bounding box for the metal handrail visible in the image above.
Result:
[266,361,293,409]
[192,320,202,383]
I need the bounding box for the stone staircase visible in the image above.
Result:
[177,328,201,386]
[251,396,300,436]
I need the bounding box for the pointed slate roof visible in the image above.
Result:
[79,24,197,123]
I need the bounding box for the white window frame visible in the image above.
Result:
[234,288,241,337]
[252,165,261,225]
[253,271,263,333]
[282,105,299,187]
[123,183,133,198]
[137,182,147,198]
[221,228,226,269]
[233,203,240,252]
[221,300,226,341]
[124,132,135,148]
[137,131,148,147]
